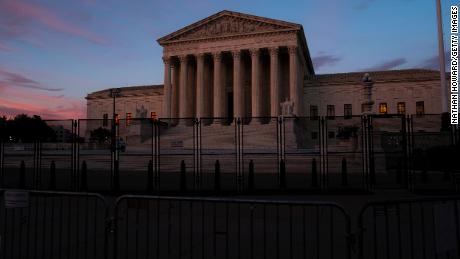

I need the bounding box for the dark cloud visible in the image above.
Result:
[312,54,342,70]
[366,58,407,71]
[0,69,63,91]
[417,52,450,70]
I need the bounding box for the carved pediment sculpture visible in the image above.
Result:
[158,10,301,44]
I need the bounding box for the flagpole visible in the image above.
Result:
[436,0,448,113]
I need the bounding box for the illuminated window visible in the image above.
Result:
[416,101,425,115]
[103,113,108,127]
[126,112,132,126]
[151,111,157,120]
[327,105,335,119]
[344,104,352,119]
[397,102,406,114]
[310,105,318,120]
[114,114,120,125]
[379,103,388,114]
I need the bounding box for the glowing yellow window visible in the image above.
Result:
[397,102,406,114]
[379,103,388,114]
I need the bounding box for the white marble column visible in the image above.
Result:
[196,53,205,118]
[288,46,300,115]
[162,56,171,118]
[171,62,179,118]
[250,48,261,118]
[232,50,243,118]
[179,55,188,118]
[269,47,280,117]
[213,52,223,118]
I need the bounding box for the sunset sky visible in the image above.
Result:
[0,0,455,119]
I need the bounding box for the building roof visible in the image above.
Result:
[305,69,450,87]
[86,84,163,100]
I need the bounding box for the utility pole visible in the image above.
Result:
[436,0,449,113]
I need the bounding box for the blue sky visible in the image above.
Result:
[0,0,455,119]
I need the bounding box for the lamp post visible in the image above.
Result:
[361,73,374,115]
[109,88,121,191]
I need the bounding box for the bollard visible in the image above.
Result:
[81,160,88,191]
[18,160,26,189]
[180,160,186,191]
[396,159,402,184]
[369,157,376,185]
[421,158,427,184]
[248,160,255,191]
[341,157,348,186]
[147,160,154,191]
[49,160,56,190]
[113,160,120,192]
[279,159,286,189]
[311,158,318,188]
[214,160,221,192]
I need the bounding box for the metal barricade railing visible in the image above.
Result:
[358,197,460,259]
[112,195,352,259]
[0,189,109,259]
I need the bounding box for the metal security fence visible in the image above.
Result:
[0,115,458,193]
[2,190,460,259]
[112,195,352,259]
[0,190,108,259]
[358,197,460,259]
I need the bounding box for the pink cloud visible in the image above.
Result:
[0,87,85,119]
[0,0,108,45]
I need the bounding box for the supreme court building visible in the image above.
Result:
[86,10,447,122]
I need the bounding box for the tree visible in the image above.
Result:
[0,114,56,142]
[90,127,111,143]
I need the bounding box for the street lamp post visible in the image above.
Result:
[109,88,121,191]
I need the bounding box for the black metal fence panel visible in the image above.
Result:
[78,119,114,191]
[113,195,352,259]
[0,114,458,193]
[0,190,108,259]
[358,197,460,259]
[409,114,458,191]
[158,118,197,191]
[283,117,322,190]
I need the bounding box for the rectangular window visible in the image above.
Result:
[379,103,388,114]
[103,113,108,127]
[126,112,132,126]
[397,102,406,115]
[344,104,352,119]
[327,105,335,119]
[151,111,157,120]
[416,101,425,115]
[310,105,318,120]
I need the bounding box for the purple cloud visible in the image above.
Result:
[417,52,450,70]
[366,58,407,71]
[312,54,342,70]
[0,68,63,91]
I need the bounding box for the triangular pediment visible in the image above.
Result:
[158,10,301,44]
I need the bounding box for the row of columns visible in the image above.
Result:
[162,46,300,120]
